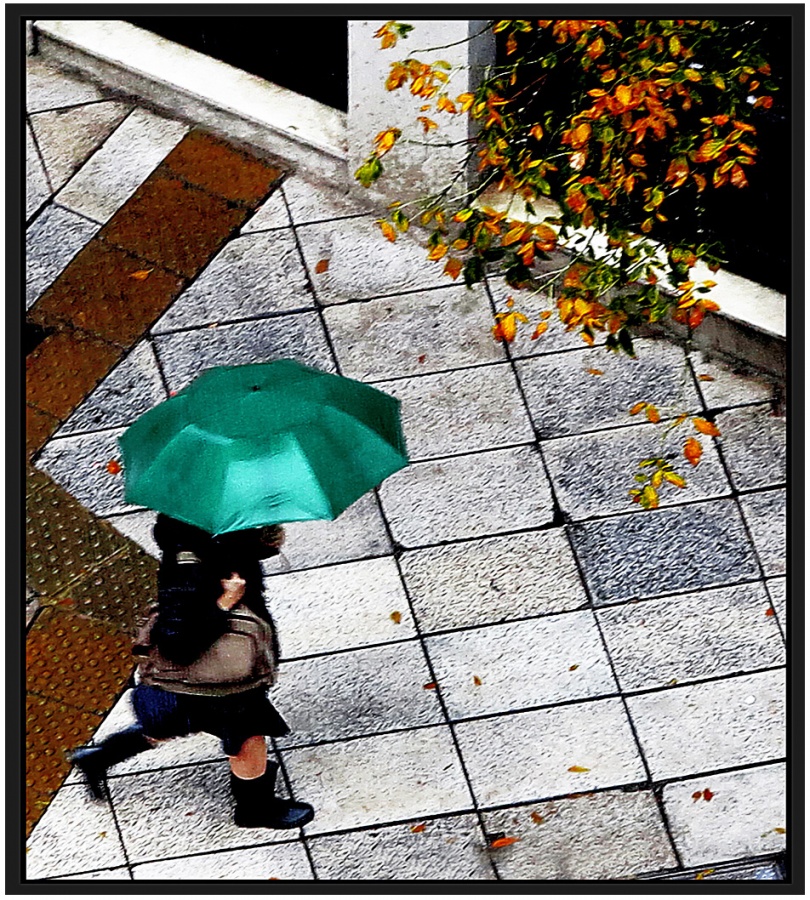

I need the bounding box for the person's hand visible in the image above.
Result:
[218,572,246,610]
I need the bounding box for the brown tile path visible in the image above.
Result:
[25,129,285,835]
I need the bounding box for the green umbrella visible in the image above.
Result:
[119,359,408,535]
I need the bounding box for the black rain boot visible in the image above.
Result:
[231,761,314,829]
[68,726,152,800]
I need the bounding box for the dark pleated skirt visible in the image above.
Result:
[132,684,290,756]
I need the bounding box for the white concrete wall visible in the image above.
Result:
[348,20,495,206]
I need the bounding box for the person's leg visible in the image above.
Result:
[227,735,314,829]
[69,726,152,799]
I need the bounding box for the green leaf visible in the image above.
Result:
[463,257,485,287]
[354,155,383,188]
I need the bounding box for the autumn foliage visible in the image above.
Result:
[356,19,776,505]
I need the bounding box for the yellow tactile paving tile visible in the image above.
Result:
[25,127,287,836]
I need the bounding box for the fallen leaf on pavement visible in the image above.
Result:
[530,812,545,824]
[423,682,437,690]
[106,460,122,475]
[410,823,426,833]
[698,374,715,381]
[569,664,579,671]
[129,269,154,280]
[490,836,520,849]
[695,869,715,880]
[765,607,775,617]
[587,368,604,376]
[315,259,330,274]
[473,675,482,686]
[390,611,402,624]
[568,765,590,773]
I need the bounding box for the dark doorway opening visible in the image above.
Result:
[126,17,349,112]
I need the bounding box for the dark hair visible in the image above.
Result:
[153,514,214,556]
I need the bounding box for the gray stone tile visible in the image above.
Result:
[241,186,291,232]
[265,556,413,658]
[487,274,609,357]
[285,726,473,835]
[273,640,443,747]
[36,428,135,519]
[455,699,646,808]
[689,351,774,409]
[55,341,167,437]
[374,364,534,460]
[261,493,391,574]
[400,528,588,633]
[152,311,336,393]
[626,669,786,780]
[26,784,126,880]
[108,762,289,863]
[740,489,786,576]
[47,867,132,881]
[308,813,495,880]
[482,789,676,880]
[297,216,449,304]
[516,338,698,439]
[716,405,786,490]
[663,763,786,867]
[26,203,100,308]
[26,122,51,219]
[132,841,314,880]
[104,510,160,558]
[543,421,731,520]
[597,583,785,692]
[324,285,507,381]
[766,577,786,634]
[283,176,370,225]
[26,57,107,113]
[426,611,617,720]
[570,500,760,605]
[56,109,188,222]
[379,446,554,547]
[30,101,131,193]
[152,230,314,333]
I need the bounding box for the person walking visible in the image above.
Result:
[69,514,314,830]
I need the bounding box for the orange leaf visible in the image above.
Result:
[587,368,604,376]
[529,124,544,141]
[688,306,705,329]
[443,257,463,280]
[569,664,579,671]
[315,259,330,274]
[427,243,448,261]
[417,116,439,134]
[540,310,552,320]
[698,374,715,382]
[702,788,714,802]
[693,418,721,437]
[473,675,482,686]
[106,460,122,475]
[423,682,437,690]
[531,321,548,340]
[530,812,545,824]
[410,823,427,833]
[765,607,775,617]
[567,765,591,773]
[390,611,402,624]
[129,268,154,281]
[378,220,397,242]
[692,791,703,801]
[490,836,520,849]
[645,405,661,424]
[373,128,401,156]
[629,402,647,416]
[664,472,687,489]
[684,436,702,466]
[457,92,475,112]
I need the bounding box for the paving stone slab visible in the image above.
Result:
[27,122,51,220]
[400,528,588,633]
[104,510,160,558]
[663,763,786,867]
[766,578,786,635]
[716,405,786,491]
[425,611,617,720]
[543,421,730,520]
[35,428,135,519]
[56,108,189,222]
[108,762,289,863]
[285,726,473,835]
[626,668,786,781]
[597,583,785,692]
[241,187,291,232]
[30,101,131,194]
[283,177,370,225]
[26,57,108,113]
[273,640,443,747]
[455,699,646,808]
[152,311,336,392]
[131,841,314,880]
[26,784,126,880]
[54,341,167,437]
[570,500,760,605]
[374,364,534,460]
[324,285,507,381]
[261,494,391,574]
[482,789,676,880]
[516,338,698,438]
[689,351,774,409]
[26,204,100,309]
[297,216,449,303]
[740,489,786,576]
[308,813,495,880]
[487,275,608,356]
[379,445,554,547]
[152,229,314,332]
[47,867,132,881]
[265,556,413,658]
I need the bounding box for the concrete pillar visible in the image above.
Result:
[348,20,495,207]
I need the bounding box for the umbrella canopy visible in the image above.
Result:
[119,359,408,535]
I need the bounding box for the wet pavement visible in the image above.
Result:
[24,54,787,882]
